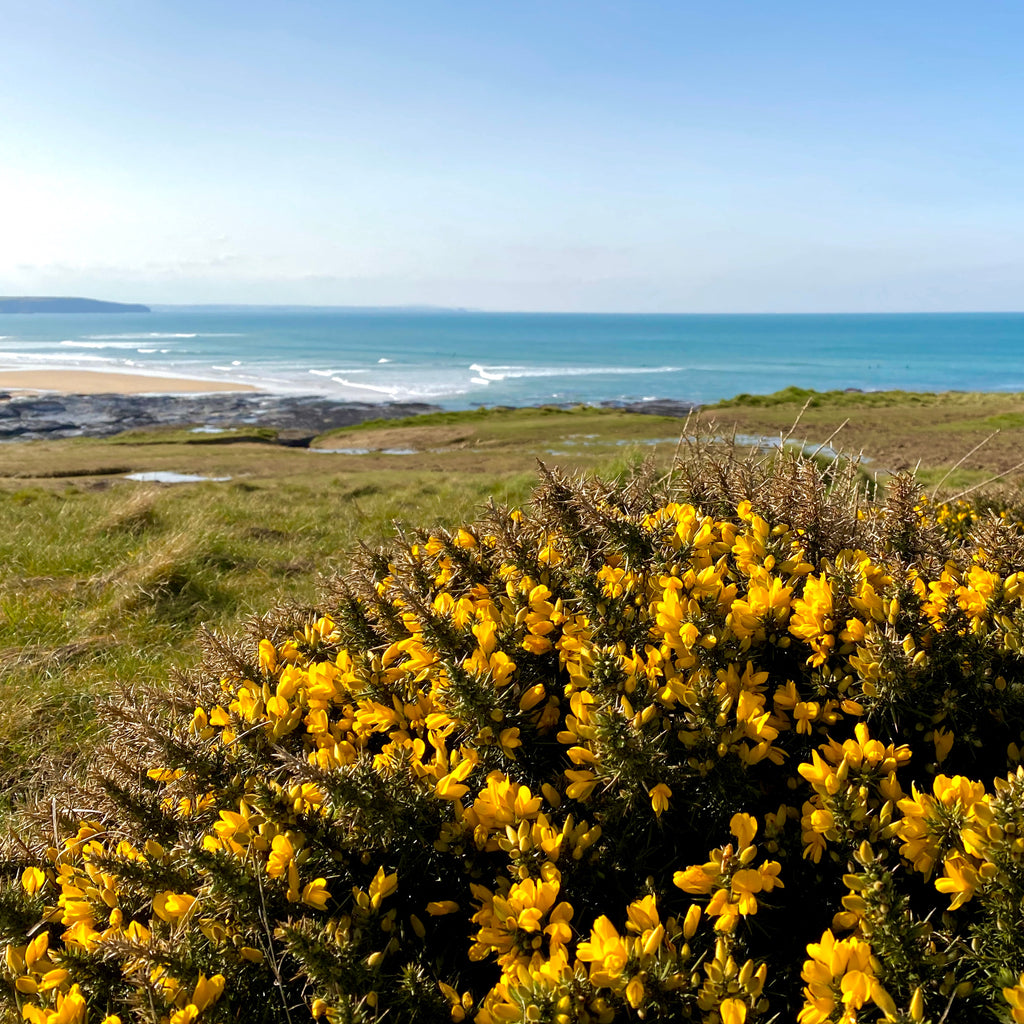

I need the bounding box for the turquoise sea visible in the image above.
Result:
[0,310,1022,407]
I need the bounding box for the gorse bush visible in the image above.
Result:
[7,446,1024,1024]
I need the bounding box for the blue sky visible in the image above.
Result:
[2,1,1023,311]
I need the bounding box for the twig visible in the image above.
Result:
[779,397,813,448]
[662,409,693,490]
[944,455,1024,504]
[224,721,273,747]
[808,418,850,460]
[753,431,781,471]
[936,987,957,1024]
[930,429,1001,500]
[255,858,295,1024]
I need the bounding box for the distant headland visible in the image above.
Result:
[0,297,150,314]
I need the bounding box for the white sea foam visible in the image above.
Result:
[81,331,243,341]
[61,340,145,350]
[0,350,111,364]
[300,375,473,401]
[378,357,391,363]
[84,332,200,340]
[468,364,506,381]
[469,362,680,380]
[0,354,246,392]
[137,348,158,353]
[329,376,399,397]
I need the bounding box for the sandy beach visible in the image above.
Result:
[0,370,256,394]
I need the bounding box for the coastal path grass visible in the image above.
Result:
[701,387,1024,491]
[0,407,684,809]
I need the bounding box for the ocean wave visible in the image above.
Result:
[0,350,111,364]
[184,364,477,401]
[61,340,148,350]
[468,362,681,381]
[82,332,244,340]
[84,332,200,340]
[329,376,400,397]
[281,371,470,401]
[308,368,368,377]
[468,364,506,382]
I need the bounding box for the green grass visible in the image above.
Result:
[312,404,685,449]
[929,412,1024,433]
[697,388,1024,484]
[0,406,692,810]
[0,408,687,484]
[709,386,1002,409]
[105,425,282,445]
[313,403,647,436]
[0,469,539,809]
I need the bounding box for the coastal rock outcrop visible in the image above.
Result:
[0,393,441,442]
[601,398,700,417]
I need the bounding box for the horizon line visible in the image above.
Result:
[148,304,1024,316]
[6,297,1024,316]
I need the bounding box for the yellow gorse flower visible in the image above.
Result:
[12,484,1024,1023]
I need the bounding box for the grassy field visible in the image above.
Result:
[701,386,1024,490]
[3,392,1024,811]
[0,405,688,483]
[0,407,686,807]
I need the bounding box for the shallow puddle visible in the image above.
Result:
[125,471,232,483]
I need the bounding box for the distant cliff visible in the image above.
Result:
[0,297,150,314]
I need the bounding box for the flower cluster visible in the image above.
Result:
[6,457,1024,1023]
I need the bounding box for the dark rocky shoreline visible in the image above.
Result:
[0,392,699,443]
[0,393,443,442]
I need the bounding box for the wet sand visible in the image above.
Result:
[0,370,256,394]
